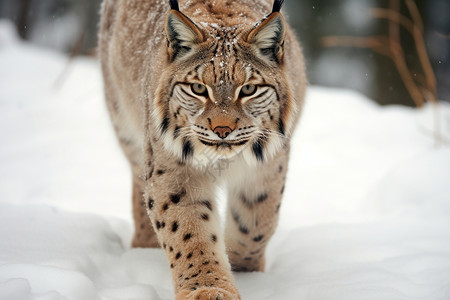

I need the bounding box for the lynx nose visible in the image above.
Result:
[213,126,233,139]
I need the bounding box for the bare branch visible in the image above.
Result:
[321,36,391,57]
[406,0,437,101]
[405,0,424,33]
[371,9,415,35]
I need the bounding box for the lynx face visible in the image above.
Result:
[154,10,295,166]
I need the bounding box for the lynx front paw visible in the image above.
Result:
[176,287,241,300]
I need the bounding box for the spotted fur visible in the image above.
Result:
[99,0,306,299]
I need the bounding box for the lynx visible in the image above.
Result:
[99,0,306,298]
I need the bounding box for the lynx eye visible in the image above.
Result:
[240,84,257,97]
[191,83,208,96]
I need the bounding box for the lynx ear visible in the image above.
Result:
[165,9,204,61]
[247,12,286,64]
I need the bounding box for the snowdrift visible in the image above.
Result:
[1,21,450,300]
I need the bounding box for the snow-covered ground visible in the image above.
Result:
[1,20,450,300]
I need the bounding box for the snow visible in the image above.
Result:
[1,20,450,300]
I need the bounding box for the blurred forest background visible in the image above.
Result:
[1,0,449,106]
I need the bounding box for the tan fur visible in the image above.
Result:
[99,0,306,299]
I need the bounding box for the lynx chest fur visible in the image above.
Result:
[99,0,306,299]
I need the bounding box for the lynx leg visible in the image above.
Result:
[144,164,241,300]
[131,177,159,248]
[225,153,289,272]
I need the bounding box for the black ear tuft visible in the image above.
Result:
[169,0,179,11]
[272,0,285,13]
